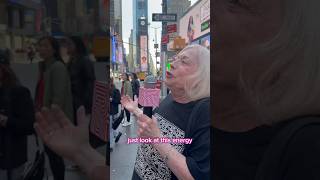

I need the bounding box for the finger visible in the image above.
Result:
[41,107,59,128]
[35,112,51,133]
[137,128,143,137]
[47,107,61,131]
[40,107,50,124]
[77,106,88,128]
[34,122,50,143]
[138,114,150,123]
[151,116,159,125]
[137,120,144,129]
[51,104,72,128]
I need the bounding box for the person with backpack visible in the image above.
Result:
[0,49,35,180]
[110,78,122,149]
[213,0,320,179]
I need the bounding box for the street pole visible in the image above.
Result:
[154,28,158,75]
[161,0,167,98]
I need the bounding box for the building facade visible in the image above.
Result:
[133,0,148,72]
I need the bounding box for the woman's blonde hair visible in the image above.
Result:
[241,0,320,124]
[182,44,210,101]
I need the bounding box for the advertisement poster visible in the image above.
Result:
[179,0,210,44]
[140,35,148,72]
[118,46,123,64]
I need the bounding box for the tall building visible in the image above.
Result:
[110,0,122,36]
[2,0,42,60]
[167,0,191,34]
[110,0,124,72]
[133,0,148,73]
[128,29,134,72]
[166,0,191,56]
[41,0,101,36]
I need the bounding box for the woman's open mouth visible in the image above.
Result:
[166,71,174,79]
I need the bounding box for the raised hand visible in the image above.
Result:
[121,95,139,112]
[34,105,90,162]
[137,114,161,138]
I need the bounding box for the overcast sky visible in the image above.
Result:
[121,0,198,64]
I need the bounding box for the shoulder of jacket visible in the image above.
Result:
[11,85,31,97]
[51,61,67,71]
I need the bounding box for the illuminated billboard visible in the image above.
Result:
[140,35,148,72]
[179,0,210,44]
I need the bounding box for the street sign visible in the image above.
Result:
[154,44,159,49]
[152,13,177,22]
[155,52,160,57]
[201,20,210,32]
[161,44,167,50]
[161,34,169,44]
[167,24,177,33]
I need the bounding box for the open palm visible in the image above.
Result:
[121,95,138,112]
[34,105,90,162]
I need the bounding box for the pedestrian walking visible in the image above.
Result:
[110,78,122,149]
[35,36,73,180]
[0,49,35,180]
[65,36,95,123]
[121,73,133,127]
[27,45,35,64]
[62,36,97,169]
[121,44,210,180]
[131,73,141,108]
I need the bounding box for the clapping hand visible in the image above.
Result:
[34,105,90,162]
[121,95,138,113]
[137,114,161,138]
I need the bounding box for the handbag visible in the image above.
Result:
[22,135,47,180]
[112,109,125,130]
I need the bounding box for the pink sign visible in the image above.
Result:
[138,87,160,107]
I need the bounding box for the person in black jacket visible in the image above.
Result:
[0,49,35,180]
[65,36,96,122]
[110,78,122,149]
[131,73,142,108]
[131,73,140,100]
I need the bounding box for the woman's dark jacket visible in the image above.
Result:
[67,56,96,114]
[110,86,120,116]
[0,86,35,169]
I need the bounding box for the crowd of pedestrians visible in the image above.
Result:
[0,35,100,180]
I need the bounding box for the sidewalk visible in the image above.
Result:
[110,114,139,180]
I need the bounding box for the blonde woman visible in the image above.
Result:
[121,45,210,180]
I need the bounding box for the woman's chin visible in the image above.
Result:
[164,79,172,87]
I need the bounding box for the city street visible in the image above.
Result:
[110,79,139,180]
[110,115,139,180]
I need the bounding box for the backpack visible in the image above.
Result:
[255,116,320,180]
